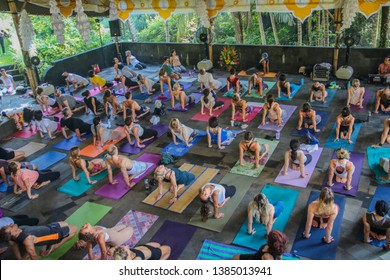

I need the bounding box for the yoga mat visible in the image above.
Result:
[230,138,279,178]
[274,148,323,188]
[83,210,159,260]
[150,220,197,260]
[131,92,152,100]
[222,81,248,97]
[53,133,93,151]
[95,153,160,200]
[188,173,255,232]
[321,151,364,197]
[350,90,371,112]
[119,125,169,155]
[234,103,262,123]
[197,239,256,260]
[153,83,192,101]
[245,81,276,98]
[323,123,362,152]
[366,147,390,184]
[257,104,297,132]
[311,88,337,108]
[13,128,37,139]
[0,179,12,192]
[79,127,126,157]
[276,80,304,101]
[238,71,278,78]
[41,202,112,260]
[232,185,299,250]
[57,170,108,197]
[18,142,47,158]
[291,191,346,260]
[191,97,232,122]
[143,163,219,213]
[30,151,67,170]
[291,110,330,137]
[160,131,206,157]
[167,93,202,112]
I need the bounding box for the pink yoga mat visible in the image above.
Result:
[274,148,323,188]
[94,153,160,200]
[191,97,232,122]
[13,127,37,139]
[234,106,262,123]
[257,104,297,132]
[350,90,371,112]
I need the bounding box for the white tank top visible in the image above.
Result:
[334,159,349,179]
[202,183,225,204]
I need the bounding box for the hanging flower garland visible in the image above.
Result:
[19,10,35,52]
[75,0,91,44]
[341,0,359,31]
[49,0,65,44]
[109,0,119,21]
[195,0,210,28]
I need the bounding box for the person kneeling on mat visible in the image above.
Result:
[334,106,355,144]
[239,131,269,169]
[327,148,355,191]
[247,193,284,236]
[379,158,390,181]
[113,242,171,260]
[302,187,339,244]
[199,183,236,221]
[297,102,321,133]
[283,139,311,178]
[124,117,158,148]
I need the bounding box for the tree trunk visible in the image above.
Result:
[126,17,138,42]
[316,11,321,46]
[257,12,266,45]
[332,8,342,73]
[270,13,279,45]
[297,19,302,46]
[371,13,379,48]
[379,6,389,48]
[164,20,170,42]
[232,12,244,44]
[323,10,329,46]
[308,16,312,45]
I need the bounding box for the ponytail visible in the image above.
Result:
[200,203,210,222]
[290,139,299,161]
[93,117,101,141]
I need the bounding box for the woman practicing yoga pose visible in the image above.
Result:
[327,148,355,191]
[247,73,268,97]
[239,131,269,169]
[334,106,355,144]
[310,81,327,103]
[373,87,390,114]
[283,139,311,178]
[124,117,158,148]
[231,93,250,122]
[199,183,236,221]
[246,193,284,236]
[207,116,238,149]
[103,90,122,117]
[347,79,365,109]
[245,52,270,75]
[113,242,171,260]
[261,94,285,126]
[0,147,25,162]
[171,83,195,110]
[372,118,390,147]
[302,187,339,244]
[226,68,241,93]
[137,74,157,95]
[169,118,199,147]
[198,68,222,90]
[169,49,186,73]
[201,88,224,116]
[297,102,321,132]
[91,117,122,147]
[276,74,291,98]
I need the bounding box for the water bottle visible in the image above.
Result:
[144,179,150,190]
[276,131,280,140]
[367,111,371,122]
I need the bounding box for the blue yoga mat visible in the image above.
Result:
[366,147,390,184]
[291,110,330,137]
[324,123,362,151]
[0,180,12,192]
[232,185,299,250]
[30,151,67,170]
[311,88,337,108]
[276,79,304,101]
[57,170,108,197]
[53,134,93,151]
[132,92,152,100]
[161,131,206,157]
[291,191,346,260]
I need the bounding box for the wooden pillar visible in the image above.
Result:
[208,18,214,61]
[7,0,38,92]
[332,8,342,74]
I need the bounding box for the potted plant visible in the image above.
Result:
[219,46,240,71]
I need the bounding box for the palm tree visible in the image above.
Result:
[316,11,321,46]
[257,12,266,45]
[126,16,138,42]
[323,10,329,46]
[164,20,169,42]
[308,15,313,45]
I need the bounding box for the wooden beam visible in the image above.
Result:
[332,8,342,74]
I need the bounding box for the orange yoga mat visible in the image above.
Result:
[79,127,126,157]
[238,71,277,78]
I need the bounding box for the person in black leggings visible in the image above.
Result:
[113,242,171,260]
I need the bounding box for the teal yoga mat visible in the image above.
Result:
[311,88,337,108]
[57,170,108,196]
[232,185,299,250]
[366,146,390,184]
[324,123,362,151]
[245,81,276,98]
[276,79,304,101]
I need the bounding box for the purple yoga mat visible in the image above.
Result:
[150,220,197,260]
[258,104,297,132]
[153,83,193,101]
[321,151,364,196]
[119,125,169,154]
[167,93,202,112]
[275,148,323,188]
[350,90,371,112]
[94,153,160,200]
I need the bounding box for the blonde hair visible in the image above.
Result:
[169,118,180,130]
[154,165,165,181]
[107,145,118,156]
[249,74,257,84]
[113,246,128,260]
[70,146,80,162]
[173,83,181,91]
[336,148,350,160]
[317,187,335,216]
[352,79,360,88]
[250,194,273,225]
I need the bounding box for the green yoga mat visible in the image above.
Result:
[57,170,108,197]
[41,202,112,260]
[230,138,279,177]
[188,173,255,232]
[366,146,390,183]
[232,185,299,250]
[245,81,276,98]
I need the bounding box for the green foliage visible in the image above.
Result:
[137,15,166,42]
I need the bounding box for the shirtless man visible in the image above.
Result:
[106,145,149,188]
[239,131,269,169]
[122,91,150,121]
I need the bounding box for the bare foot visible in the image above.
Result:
[33,180,51,189]
[319,222,328,229]
[155,193,163,201]
[169,197,177,204]
[40,245,53,257]
[127,182,136,189]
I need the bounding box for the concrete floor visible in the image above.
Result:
[0,65,389,260]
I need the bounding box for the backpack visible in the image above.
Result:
[153,100,166,116]
[160,153,176,165]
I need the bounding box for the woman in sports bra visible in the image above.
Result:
[261,94,284,126]
[201,88,224,116]
[103,90,122,117]
[302,187,339,244]
[239,131,269,169]
[276,73,291,98]
[247,73,268,97]
[91,117,122,147]
[113,242,171,260]
[207,116,239,149]
[309,81,327,103]
[283,139,311,178]
[231,93,250,122]
[373,87,390,114]
[297,102,321,132]
[171,83,195,110]
[334,106,355,144]
[69,146,107,185]
[362,200,390,250]
[233,230,287,260]
[226,68,241,94]
[327,148,355,191]
[76,223,134,260]
[169,118,199,147]
[124,117,158,148]
[347,79,365,109]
